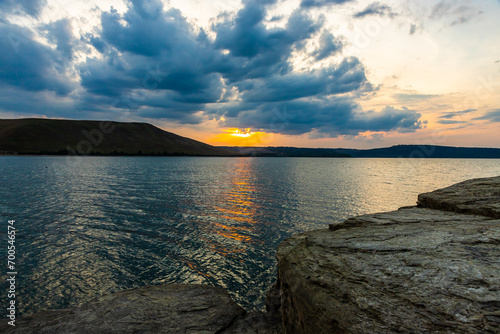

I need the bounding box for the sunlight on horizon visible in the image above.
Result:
[207,128,273,146]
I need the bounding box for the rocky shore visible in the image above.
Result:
[3,176,499,333]
[277,176,499,333]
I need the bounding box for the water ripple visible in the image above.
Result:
[0,156,499,314]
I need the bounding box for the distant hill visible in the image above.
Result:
[0,118,238,156]
[336,145,500,158]
[221,145,500,158]
[220,146,350,157]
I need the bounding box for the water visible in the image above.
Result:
[0,156,499,314]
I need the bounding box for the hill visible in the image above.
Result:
[221,145,500,158]
[0,118,237,156]
[336,145,500,158]
[219,146,350,157]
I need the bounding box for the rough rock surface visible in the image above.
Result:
[277,176,500,333]
[224,283,283,334]
[1,284,245,334]
[417,176,500,218]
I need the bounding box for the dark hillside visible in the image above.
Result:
[0,119,238,156]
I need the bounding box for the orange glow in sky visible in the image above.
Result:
[207,128,272,146]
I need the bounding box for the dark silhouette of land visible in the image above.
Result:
[222,145,500,158]
[220,146,350,157]
[334,145,500,158]
[1,118,499,158]
[0,119,238,156]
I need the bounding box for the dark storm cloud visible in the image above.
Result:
[0,0,424,137]
[100,4,190,57]
[239,57,369,103]
[86,34,108,53]
[300,0,353,8]
[79,0,323,123]
[472,109,500,122]
[217,100,423,136]
[312,31,343,60]
[0,0,46,17]
[353,2,397,19]
[347,106,423,134]
[0,87,79,118]
[79,0,226,120]
[137,107,205,124]
[213,4,322,80]
[0,21,75,95]
[45,19,76,60]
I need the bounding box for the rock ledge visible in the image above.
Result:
[277,176,500,333]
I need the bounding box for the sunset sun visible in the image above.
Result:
[208,128,271,146]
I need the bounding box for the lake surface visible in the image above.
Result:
[0,156,499,314]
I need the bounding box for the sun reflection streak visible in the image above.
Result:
[200,159,264,254]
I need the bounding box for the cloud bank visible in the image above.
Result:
[0,0,424,138]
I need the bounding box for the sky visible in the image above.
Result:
[0,0,499,148]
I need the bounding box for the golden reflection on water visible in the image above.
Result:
[206,159,263,251]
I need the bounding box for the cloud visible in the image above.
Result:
[0,21,75,95]
[0,0,46,18]
[438,108,475,119]
[344,132,385,143]
[217,100,423,136]
[429,1,453,19]
[0,0,425,139]
[394,93,440,103]
[100,4,193,57]
[408,23,423,35]
[300,0,353,8]
[436,119,467,125]
[0,87,80,118]
[45,19,76,60]
[354,2,397,19]
[312,31,343,60]
[214,4,322,80]
[472,109,500,122]
[77,0,227,124]
[238,57,369,103]
[429,1,483,26]
[77,0,325,124]
[409,24,417,35]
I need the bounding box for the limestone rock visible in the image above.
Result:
[223,283,284,334]
[223,310,284,334]
[1,284,245,334]
[417,176,500,218]
[277,206,500,333]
